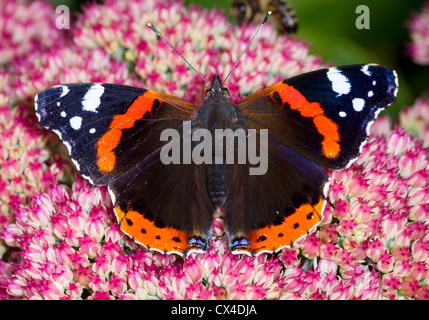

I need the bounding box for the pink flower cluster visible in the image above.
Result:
[0,0,428,300]
[399,96,429,147]
[73,0,323,105]
[406,2,429,65]
[3,181,286,299]
[0,0,66,66]
[291,122,429,300]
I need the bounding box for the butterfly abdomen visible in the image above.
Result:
[206,163,229,208]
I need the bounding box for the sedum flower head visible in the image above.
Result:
[0,0,66,66]
[399,96,429,147]
[406,2,429,65]
[1,0,428,300]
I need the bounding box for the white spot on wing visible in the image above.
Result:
[326,68,351,96]
[368,90,374,97]
[82,84,104,113]
[60,111,67,117]
[352,98,365,112]
[70,116,82,130]
[339,111,347,117]
[89,128,96,134]
[60,85,69,97]
[361,65,372,76]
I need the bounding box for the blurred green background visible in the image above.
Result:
[50,0,429,117]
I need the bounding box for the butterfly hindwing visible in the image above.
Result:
[110,153,215,255]
[222,137,328,255]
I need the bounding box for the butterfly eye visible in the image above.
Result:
[222,88,230,97]
[204,89,211,99]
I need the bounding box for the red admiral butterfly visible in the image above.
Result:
[35,18,398,257]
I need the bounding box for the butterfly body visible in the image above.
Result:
[35,64,398,256]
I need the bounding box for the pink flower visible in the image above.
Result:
[400,276,420,298]
[140,271,159,297]
[386,128,414,156]
[0,0,66,66]
[381,212,408,240]
[410,261,428,280]
[279,248,299,266]
[107,273,128,296]
[320,242,338,260]
[366,239,386,261]
[303,269,322,294]
[66,282,83,299]
[283,271,307,296]
[415,284,429,300]
[79,236,101,258]
[406,2,429,65]
[300,233,321,258]
[226,281,247,299]
[377,251,394,273]
[370,115,392,136]
[391,246,412,262]
[393,260,412,278]
[354,272,382,300]
[381,273,401,292]
[330,281,353,300]
[412,240,429,262]
[318,224,339,243]
[338,219,357,237]
[92,291,115,300]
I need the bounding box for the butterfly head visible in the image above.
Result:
[199,74,236,129]
[204,74,230,101]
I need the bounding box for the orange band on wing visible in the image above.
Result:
[234,197,325,255]
[114,206,190,254]
[271,84,341,159]
[96,93,158,173]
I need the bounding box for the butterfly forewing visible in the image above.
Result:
[236,64,398,169]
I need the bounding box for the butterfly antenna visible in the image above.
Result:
[147,23,211,87]
[222,11,272,86]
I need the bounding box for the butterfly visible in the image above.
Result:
[35,62,398,256]
[231,0,298,33]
